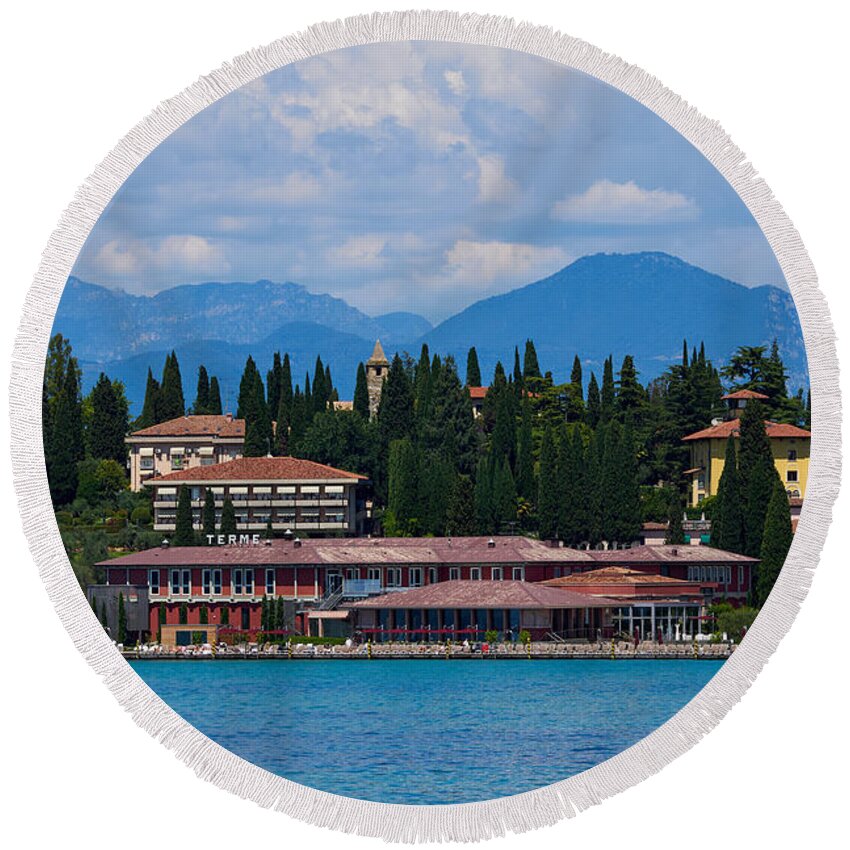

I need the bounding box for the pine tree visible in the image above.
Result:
[586,373,601,430]
[712,435,744,552]
[117,592,127,644]
[413,344,433,432]
[202,489,216,538]
[194,365,211,414]
[665,492,685,544]
[600,356,615,422]
[474,456,495,534]
[273,393,290,457]
[137,368,161,428]
[239,356,272,456]
[537,426,559,540]
[219,497,237,536]
[466,347,482,386]
[173,485,196,546]
[566,355,584,423]
[48,358,84,505]
[267,352,282,421]
[353,363,370,419]
[377,355,415,450]
[490,384,517,469]
[523,339,541,379]
[387,438,419,535]
[159,351,185,421]
[512,347,523,391]
[556,426,582,545]
[87,372,128,465]
[493,458,517,531]
[738,401,777,557]
[515,398,535,502]
[447,474,476,536]
[208,376,223,415]
[616,355,643,419]
[757,476,794,606]
[312,355,328,416]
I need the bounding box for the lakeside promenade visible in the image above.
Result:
[123,640,735,661]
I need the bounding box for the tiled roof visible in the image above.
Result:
[350,580,616,610]
[541,566,703,587]
[468,386,488,399]
[590,544,757,563]
[722,389,769,400]
[368,339,389,365]
[641,522,668,531]
[682,418,811,441]
[129,414,244,439]
[144,456,367,483]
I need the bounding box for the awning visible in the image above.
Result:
[253,486,272,494]
[157,487,177,495]
[139,447,154,457]
[170,448,185,455]
[199,446,214,456]
[308,610,351,619]
[229,486,248,494]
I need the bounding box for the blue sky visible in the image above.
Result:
[72,41,786,323]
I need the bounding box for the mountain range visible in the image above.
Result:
[52,252,807,416]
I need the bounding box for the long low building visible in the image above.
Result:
[95,536,756,640]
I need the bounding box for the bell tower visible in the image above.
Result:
[366,339,389,419]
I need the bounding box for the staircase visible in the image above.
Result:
[317,588,344,610]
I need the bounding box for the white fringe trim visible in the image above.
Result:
[8,9,841,843]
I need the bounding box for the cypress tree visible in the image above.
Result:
[303,372,312,416]
[738,401,776,557]
[179,603,188,625]
[586,373,601,430]
[200,605,209,625]
[267,352,282,421]
[523,339,541,379]
[202,489,216,538]
[493,458,517,531]
[567,355,584,423]
[616,355,643,419]
[173,485,196,546]
[288,387,308,454]
[159,351,185,421]
[490,385,517,469]
[414,344,433,430]
[557,426,582,545]
[599,422,621,543]
[240,356,272,456]
[712,435,744,552]
[312,355,328,415]
[353,363,370,419]
[137,368,161,428]
[279,354,293,421]
[88,372,128,465]
[48,359,84,505]
[117,592,127,644]
[377,354,415,449]
[99,600,108,629]
[665,492,685,544]
[219,497,237,536]
[515,398,535,502]
[194,365,211,414]
[264,517,274,540]
[208,376,223,415]
[512,347,523,396]
[274,393,290,457]
[757,476,794,606]
[600,356,615,422]
[447,474,476,536]
[617,423,643,544]
[466,347,482,386]
[387,438,419,535]
[585,431,604,546]
[275,597,285,633]
[537,426,559,540]
[474,456,495,534]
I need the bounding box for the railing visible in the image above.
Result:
[317,588,345,610]
[342,579,383,597]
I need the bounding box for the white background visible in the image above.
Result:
[1,2,847,847]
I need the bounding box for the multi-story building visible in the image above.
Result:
[682,390,811,507]
[95,536,756,640]
[145,456,369,536]
[125,414,245,490]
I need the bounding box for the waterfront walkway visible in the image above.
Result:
[124,639,735,661]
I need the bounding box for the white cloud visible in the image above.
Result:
[476,154,519,204]
[552,180,699,224]
[251,171,323,204]
[93,236,230,279]
[325,234,387,269]
[444,69,468,96]
[439,240,569,291]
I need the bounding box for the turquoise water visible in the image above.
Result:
[130,659,722,804]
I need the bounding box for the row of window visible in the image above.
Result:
[686,565,739,585]
[155,510,347,525]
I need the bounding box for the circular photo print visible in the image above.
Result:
[33,25,821,826]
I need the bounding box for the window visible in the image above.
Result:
[739,566,746,589]
[170,453,184,470]
[324,511,345,524]
[346,568,360,580]
[409,567,423,587]
[386,568,402,588]
[428,567,438,585]
[140,456,154,470]
[491,567,503,581]
[470,567,481,581]
[244,569,254,595]
[233,569,243,595]
[149,569,160,595]
[171,569,190,595]
[265,569,275,596]
[200,456,216,466]
[202,569,224,596]
[301,511,320,522]
[787,469,798,482]
[367,567,381,582]
[512,567,525,581]
[449,567,460,581]
[202,569,211,595]
[788,449,798,461]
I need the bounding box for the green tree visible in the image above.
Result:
[179,603,188,625]
[219,497,237,536]
[586,372,601,429]
[756,476,794,606]
[386,438,419,535]
[208,376,223,416]
[493,458,517,531]
[193,365,211,414]
[239,356,272,456]
[353,362,370,419]
[537,426,559,540]
[173,485,196,546]
[665,491,685,544]
[712,435,744,552]
[738,401,777,557]
[199,605,209,625]
[474,456,495,534]
[87,373,128,464]
[117,592,127,644]
[47,357,84,506]
[600,356,615,422]
[557,426,583,545]
[158,351,185,421]
[299,410,378,482]
[515,398,535,502]
[273,392,290,457]
[202,489,216,538]
[447,474,476,536]
[466,347,482,386]
[616,355,644,419]
[266,352,283,421]
[566,355,584,423]
[523,339,541,379]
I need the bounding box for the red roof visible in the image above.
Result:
[591,544,757,564]
[129,414,244,439]
[468,386,488,399]
[350,580,616,610]
[683,418,811,441]
[722,389,769,400]
[144,456,366,483]
[541,566,704,587]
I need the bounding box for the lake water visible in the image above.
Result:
[130,659,722,804]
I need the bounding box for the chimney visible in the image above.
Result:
[670,547,678,556]
[294,538,302,549]
[225,412,233,422]
[487,538,495,548]
[160,539,170,549]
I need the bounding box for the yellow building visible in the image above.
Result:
[682,390,810,507]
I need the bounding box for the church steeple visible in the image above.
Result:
[365,339,389,418]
